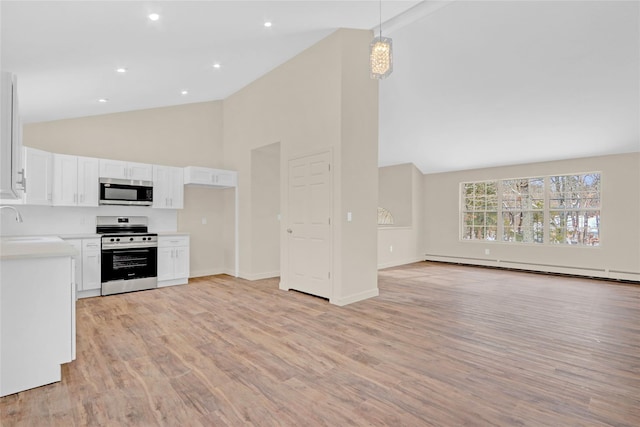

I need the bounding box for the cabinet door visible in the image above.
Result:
[23,147,53,205]
[152,165,169,208]
[157,247,175,281]
[153,166,184,209]
[169,166,184,209]
[81,245,102,291]
[77,156,99,206]
[99,159,127,179]
[0,72,24,200]
[173,246,190,279]
[127,162,153,181]
[52,154,78,206]
[214,170,237,188]
[66,239,83,293]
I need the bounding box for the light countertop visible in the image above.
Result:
[157,231,190,237]
[1,236,78,260]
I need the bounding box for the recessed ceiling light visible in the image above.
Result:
[264,21,272,28]
[148,13,160,21]
[181,90,188,95]
[116,68,127,73]
[98,98,108,103]
[213,63,221,69]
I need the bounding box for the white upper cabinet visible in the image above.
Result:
[76,156,99,206]
[52,154,99,207]
[0,71,25,199]
[184,166,237,188]
[23,147,53,205]
[99,159,152,181]
[53,154,77,206]
[153,165,184,209]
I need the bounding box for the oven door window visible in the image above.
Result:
[102,248,157,282]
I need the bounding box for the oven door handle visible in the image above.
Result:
[101,242,158,250]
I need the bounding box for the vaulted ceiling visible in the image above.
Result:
[2,1,638,173]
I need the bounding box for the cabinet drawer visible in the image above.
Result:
[82,239,101,251]
[159,236,189,248]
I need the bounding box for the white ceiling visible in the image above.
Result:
[2,1,639,174]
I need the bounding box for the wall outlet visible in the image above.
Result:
[390,245,393,253]
[485,248,490,255]
[202,217,207,225]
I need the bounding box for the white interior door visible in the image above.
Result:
[287,151,332,299]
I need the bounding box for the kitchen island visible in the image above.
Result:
[0,236,76,397]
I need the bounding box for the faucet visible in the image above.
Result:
[0,205,24,222]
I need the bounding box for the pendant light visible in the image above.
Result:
[370,0,393,79]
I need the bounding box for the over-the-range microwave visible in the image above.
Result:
[99,178,153,206]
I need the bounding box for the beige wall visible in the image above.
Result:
[377,163,425,268]
[378,164,413,226]
[250,142,281,278]
[423,152,640,280]
[223,28,379,304]
[24,101,224,167]
[22,101,228,277]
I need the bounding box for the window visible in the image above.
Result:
[461,172,600,246]
[549,173,600,246]
[462,181,498,241]
[502,178,544,243]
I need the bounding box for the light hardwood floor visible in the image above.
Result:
[1,262,639,426]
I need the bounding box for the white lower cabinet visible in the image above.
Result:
[0,255,74,396]
[158,235,190,287]
[65,238,101,298]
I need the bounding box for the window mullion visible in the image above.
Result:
[497,180,503,243]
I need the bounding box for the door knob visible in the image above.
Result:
[287,228,293,234]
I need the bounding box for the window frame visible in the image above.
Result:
[459,171,601,247]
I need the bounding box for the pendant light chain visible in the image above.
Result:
[379,0,382,39]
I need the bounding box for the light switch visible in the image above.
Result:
[202,217,207,225]
[347,212,352,222]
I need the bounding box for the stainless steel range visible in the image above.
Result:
[97,216,158,296]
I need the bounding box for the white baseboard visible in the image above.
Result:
[239,270,280,281]
[77,289,100,299]
[424,255,640,282]
[377,257,425,270]
[189,268,225,278]
[331,287,379,307]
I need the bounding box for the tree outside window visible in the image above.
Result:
[461,172,600,246]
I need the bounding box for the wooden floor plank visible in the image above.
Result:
[1,261,639,426]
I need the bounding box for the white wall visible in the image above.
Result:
[422,152,640,281]
[0,205,176,236]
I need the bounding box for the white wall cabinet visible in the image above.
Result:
[77,157,100,206]
[65,238,101,298]
[0,71,25,199]
[153,165,184,209]
[158,235,190,287]
[23,147,53,205]
[52,154,99,207]
[99,159,153,181]
[184,166,237,188]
